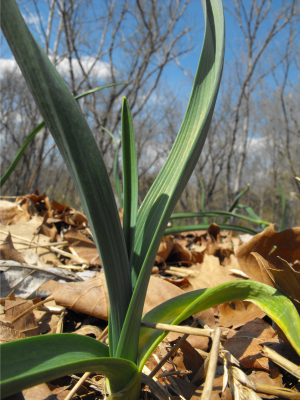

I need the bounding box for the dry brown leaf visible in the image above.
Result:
[23,383,53,400]
[171,376,198,400]
[0,198,31,225]
[0,232,26,263]
[33,299,61,334]
[38,221,58,242]
[4,298,39,337]
[166,330,210,353]
[39,273,185,320]
[248,370,283,399]
[191,374,232,400]
[184,254,240,291]
[0,219,63,265]
[157,236,174,261]
[143,276,184,315]
[236,224,300,282]
[224,318,278,372]
[64,229,101,265]
[207,223,221,242]
[0,320,26,342]
[35,309,60,334]
[252,252,300,312]
[216,301,265,329]
[172,339,204,383]
[205,240,233,265]
[168,242,194,263]
[39,273,109,319]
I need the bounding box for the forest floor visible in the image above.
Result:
[1,191,300,400]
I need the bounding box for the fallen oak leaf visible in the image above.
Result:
[236,224,300,282]
[40,272,185,320]
[252,252,300,312]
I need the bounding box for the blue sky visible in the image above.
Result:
[1,0,298,104]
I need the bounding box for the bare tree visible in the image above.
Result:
[1,0,193,199]
[224,0,300,207]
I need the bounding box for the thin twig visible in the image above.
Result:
[200,327,222,399]
[11,241,68,250]
[0,229,89,264]
[157,370,192,378]
[141,321,215,338]
[262,346,300,379]
[56,309,67,334]
[10,296,54,324]
[64,372,92,400]
[96,325,109,342]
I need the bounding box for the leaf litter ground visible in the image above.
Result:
[1,192,300,399]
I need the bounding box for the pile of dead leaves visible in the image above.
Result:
[1,191,300,399]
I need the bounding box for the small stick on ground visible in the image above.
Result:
[11,296,55,324]
[141,321,216,338]
[200,327,222,399]
[261,346,300,379]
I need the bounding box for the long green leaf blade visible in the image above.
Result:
[138,281,300,369]
[165,223,258,235]
[0,334,137,398]
[170,211,271,225]
[122,97,138,263]
[1,0,131,354]
[117,0,225,362]
[0,83,125,188]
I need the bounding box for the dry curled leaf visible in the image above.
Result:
[236,224,300,283]
[0,198,31,225]
[252,252,300,312]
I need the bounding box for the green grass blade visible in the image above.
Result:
[228,184,250,212]
[165,223,258,235]
[237,203,269,230]
[116,0,225,363]
[278,182,286,231]
[0,334,137,398]
[0,121,45,187]
[199,178,208,224]
[1,0,131,354]
[222,184,250,223]
[0,83,125,188]
[102,127,123,209]
[237,204,261,221]
[121,98,138,263]
[170,211,271,226]
[138,281,300,369]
